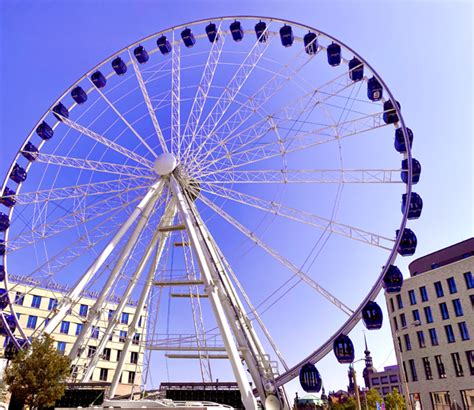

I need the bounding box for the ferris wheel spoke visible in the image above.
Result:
[8,176,152,205]
[171,32,181,156]
[202,168,402,184]
[189,24,272,159]
[128,49,168,154]
[201,183,394,250]
[198,195,354,316]
[7,187,146,253]
[197,110,387,177]
[33,153,154,177]
[181,24,227,162]
[55,113,154,167]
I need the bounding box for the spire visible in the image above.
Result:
[362,333,375,389]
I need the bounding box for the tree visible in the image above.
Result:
[365,388,383,410]
[384,388,406,410]
[4,335,71,409]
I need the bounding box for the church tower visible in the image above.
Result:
[362,334,375,388]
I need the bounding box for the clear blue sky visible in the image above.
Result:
[1,0,473,398]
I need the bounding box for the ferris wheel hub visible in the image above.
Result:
[154,152,177,175]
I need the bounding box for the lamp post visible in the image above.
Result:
[393,325,414,410]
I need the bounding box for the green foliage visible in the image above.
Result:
[363,388,383,410]
[384,388,406,410]
[4,335,71,409]
[329,397,357,410]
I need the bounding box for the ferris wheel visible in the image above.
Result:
[0,16,423,410]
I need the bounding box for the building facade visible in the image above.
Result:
[0,274,145,396]
[385,238,474,409]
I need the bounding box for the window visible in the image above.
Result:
[421,357,433,380]
[121,312,129,324]
[434,281,444,297]
[417,331,426,348]
[138,316,143,327]
[14,292,24,305]
[396,294,403,309]
[91,326,99,339]
[458,322,470,341]
[76,323,83,336]
[419,286,428,302]
[464,271,473,289]
[43,318,49,327]
[412,309,420,323]
[447,277,457,294]
[371,377,380,385]
[393,316,399,331]
[130,351,138,364]
[435,355,446,378]
[117,350,122,362]
[57,341,66,355]
[71,365,78,378]
[389,374,398,383]
[102,348,111,361]
[380,376,388,384]
[453,299,464,317]
[424,306,433,323]
[26,315,37,329]
[382,387,390,395]
[466,351,474,376]
[60,321,70,335]
[108,309,115,320]
[402,362,409,384]
[48,298,58,311]
[99,368,108,381]
[404,334,412,351]
[451,352,464,377]
[408,290,417,305]
[429,328,439,346]
[119,330,127,342]
[389,298,395,312]
[408,359,418,382]
[439,302,449,320]
[397,337,403,352]
[79,304,88,317]
[400,313,407,328]
[445,324,455,343]
[128,371,135,384]
[31,295,41,308]
[132,333,140,345]
[87,346,96,358]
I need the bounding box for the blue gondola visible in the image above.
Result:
[394,127,413,153]
[402,192,423,219]
[299,363,322,393]
[0,213,9,232]
[333,334,354,364]
[0,187,16,208]
[255,21,268,42]
[181,28,196,48]
[230,21,244,42]
[112,57,127,75]
[206,22,219,43]
[401,158,421,184]
[0,240,5,255]
[304,32,318,55]
[91,71,107,88]
[327,42,341,66]
[134,45,149,63]
[362,301,383,330]
[36,121,53,140]
[383,265,403,293]
[10,164,27,184]
[0,266,4,282]
[4,338,26,359]
[383,100,400,124]
[279,25,294,47]
[157,36,172,54]
[0,314,16,335]
[52,102,69,121]
[71,86,87,104]
[397,228,417,256]
[0,289,9,309]
[349,57,364,81]
[22,142,38,162]
[367,77,383,101]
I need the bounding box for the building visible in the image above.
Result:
[385,238,474,409]
[362,337,402,398]
[0,274,146,397]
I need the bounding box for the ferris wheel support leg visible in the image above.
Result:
[81,200,177,382]
[169,175,258,410]
[44,179,164,336]
[68,181,163,361]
